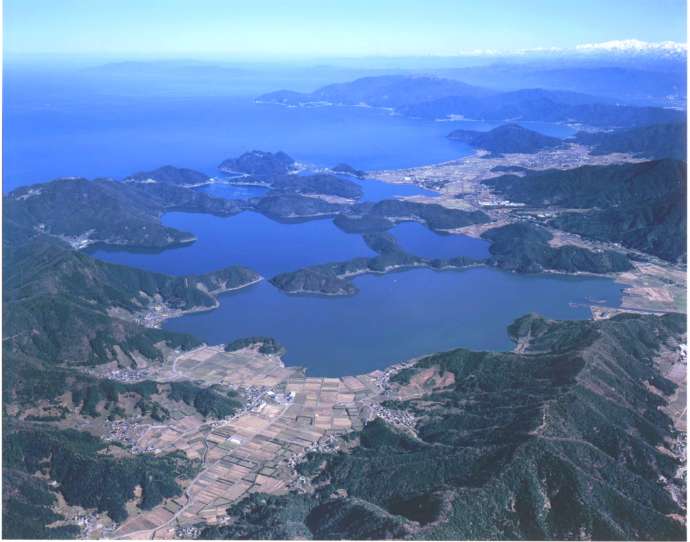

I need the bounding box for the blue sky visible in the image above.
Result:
[4,0,687,58]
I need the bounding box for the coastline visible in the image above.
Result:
[139,276,264,328]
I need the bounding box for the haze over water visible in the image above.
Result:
[6,62,618,377]
[3,64,575,192]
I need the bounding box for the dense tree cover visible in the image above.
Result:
[198,493,315,540]
[483,159,687,261]
[4,234,250,313]
[481,222,632,273]
[572,122,686,160]
[270,231,481,295]
[168,381,242,419]
[448,123,564,154]
[333,213,395,233]
[2,470,81,539]
[125,165,210,186]
[551,198,686,263]
[268,174,363,199]
[67,378,240,421]
[253,193,347,221]
[218,150,295,177]
[4,426,198,524]
[5,292,198,369]
[6,177,249,249]
[200,313,686,540]
[225,336,285,355]
[3,230,257,371]
[334,199,490,234]
[484,159,684,209]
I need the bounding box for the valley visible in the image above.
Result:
[3,56,687,540]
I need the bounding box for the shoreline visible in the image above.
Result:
[139,276,264,328]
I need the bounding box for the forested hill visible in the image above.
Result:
[5,177,249,249]
[483,158,687,261]
[447,123,564,154]
[4,232,258,376]
[200,313,687,541]
[2,222,259,537]
[572,122,687,160]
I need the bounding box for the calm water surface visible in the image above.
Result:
[90,211,375,277]
[164,267,623,376]
[390,222,491,260]
[8,64,600,377]
[195,177,437,202]
[353,177,438,202]
[196,183,269,200]
[3,67,576,192]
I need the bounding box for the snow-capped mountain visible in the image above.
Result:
[575,39,686,56]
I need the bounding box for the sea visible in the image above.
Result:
[5,60,623,376]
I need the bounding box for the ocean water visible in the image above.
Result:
[3,65,576,192]
[165,267,623,376]
[3,82,476,191]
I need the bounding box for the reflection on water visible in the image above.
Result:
[89,211,376,277]
[165,267,623,377]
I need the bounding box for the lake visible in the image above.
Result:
[352,176,438,202]
[8,62,603,378]
[195,176,437,202]
[89,209,623,377]
[90,211,376,277]
[196,183,269,200]
[164,267,623,376]
[390,221,491,260]
[89,211,493,277]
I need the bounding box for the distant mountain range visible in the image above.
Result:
[258,75,685,128]
[434,65,686,107]
[259,75,489,110]
[573,39,686,56]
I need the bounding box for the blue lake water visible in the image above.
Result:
[198,176,438,202]
[196,183,269,200]
[7,63,602,378]
[164,267,623,376]
[89,211,376,277]
[353,177,438,202]
[390,222,491,260]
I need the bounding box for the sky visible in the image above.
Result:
[3,0,687,59]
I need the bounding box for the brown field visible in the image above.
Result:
[113,354,383,539]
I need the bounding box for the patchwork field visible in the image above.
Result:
[113,347,385,538]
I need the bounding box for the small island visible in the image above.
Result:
[124,165,211,187]
[218,150,296,177]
